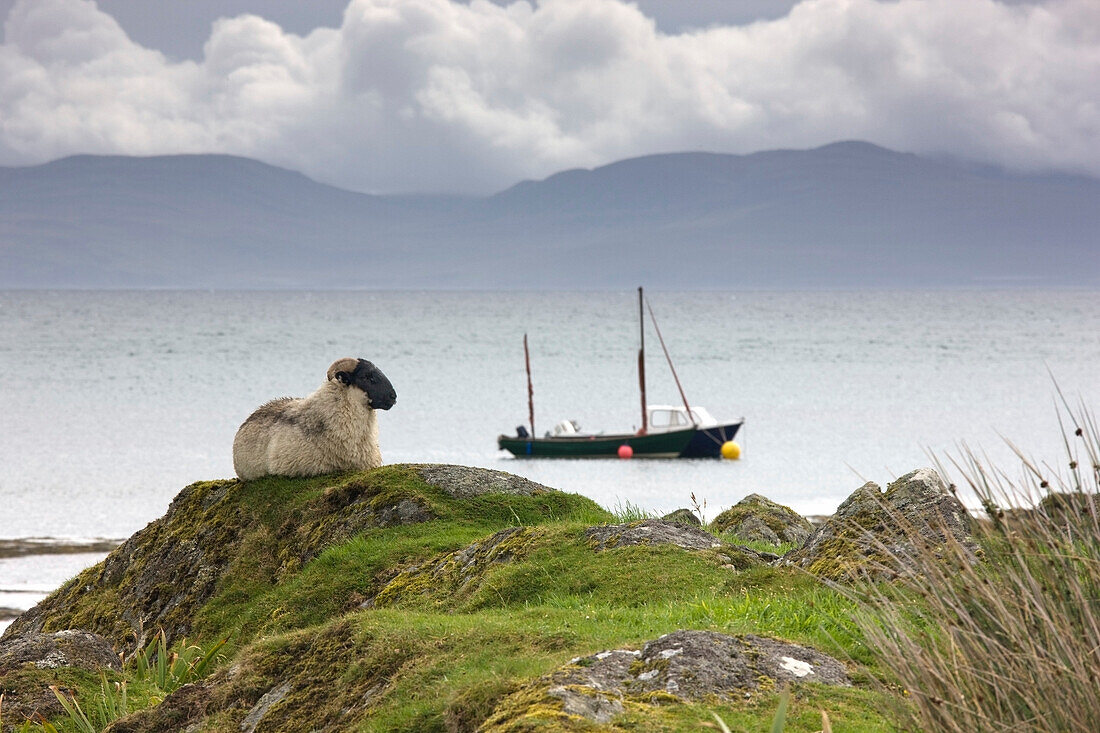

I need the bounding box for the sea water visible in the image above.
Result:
[1,289,1098,632]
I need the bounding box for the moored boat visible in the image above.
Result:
[497,287,743,460]
[497,424,695,458]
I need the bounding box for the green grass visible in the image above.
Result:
[202,603,891,732]
[608,499,656,522]
[182,518,886,731]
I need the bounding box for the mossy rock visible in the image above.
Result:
[0,665,106,728]
[101,618,384,732]
[0,629,120,673]
[584,519,722,551]
[710,494,813,546]
[369,525,545,610]
[783,468,978,581]
[1,465,604,654]
[1034,491,1098,527]
[482,629,849,730]
[660,508,701,526]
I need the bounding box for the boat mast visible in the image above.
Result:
[646,297,696,425]
[638,286,648,435]
[524,333,535,437]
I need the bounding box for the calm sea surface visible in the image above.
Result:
[2,289,1098,631]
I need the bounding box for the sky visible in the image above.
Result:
[0,0,1095,194]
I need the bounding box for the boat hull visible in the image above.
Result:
[679,420,744,458]
[498,427,695,458]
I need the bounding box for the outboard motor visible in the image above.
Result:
[516,425,530,438]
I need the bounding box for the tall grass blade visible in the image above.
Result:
[859,400,1100,733]
[769,690,790,733]
[709,711,733,733]
[187,637,228,682]
[49,686,95,733]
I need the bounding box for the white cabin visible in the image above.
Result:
[646,405,718,432]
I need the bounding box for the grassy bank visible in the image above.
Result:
[1,465,895,731]
[4,402,1098,731]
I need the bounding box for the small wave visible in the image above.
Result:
[0,537,122,559]
[0,589,48,618]
[0,586,53,595]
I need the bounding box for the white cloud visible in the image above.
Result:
[0,0,1097,193]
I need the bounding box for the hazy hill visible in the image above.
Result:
[1,141,1097,288]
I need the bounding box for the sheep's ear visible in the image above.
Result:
[335,371,352,385]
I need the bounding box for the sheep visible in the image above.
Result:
[233,357,397,480]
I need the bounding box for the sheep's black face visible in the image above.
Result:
[352,359,397,410]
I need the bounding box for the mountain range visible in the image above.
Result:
[1,141,1097,289]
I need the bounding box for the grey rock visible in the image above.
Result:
[374,497,432,526]
[585,520,722,551]
[734,515,781,544]
[413,464,557,498]
[240,682,293,733]
[547,686,624,723]
[0,630,122,727]
[0,629,120,672]
[626,631,849,698]
[784,468,979,580]
[501,630,849,724]
[711,494,813,546]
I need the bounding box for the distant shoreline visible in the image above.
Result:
[0,538,123,560]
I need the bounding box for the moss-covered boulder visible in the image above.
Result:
[412,464,554,498]
[482,629,850,729]
[1034,491,1098,526]
[783,468,979,580]
[660,508,701,526]
[710,494,813,546]
[368,519,767,612]
[368,525,545,609]
[0,629,120,673]
[584,519,721,551]
[0,465,589,654]
[0,630,122,725]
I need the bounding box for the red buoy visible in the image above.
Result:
[618,444,634,459]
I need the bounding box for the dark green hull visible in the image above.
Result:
[498,427,695,458]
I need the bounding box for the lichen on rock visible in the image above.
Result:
[369,525,542,609]
[783,468,979,580]
[584,519,722,551]
[710,493,813,546]
[412,464,556,498]
[483,629,849,729]
[0,629,120,672]
[660,508,701,526]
